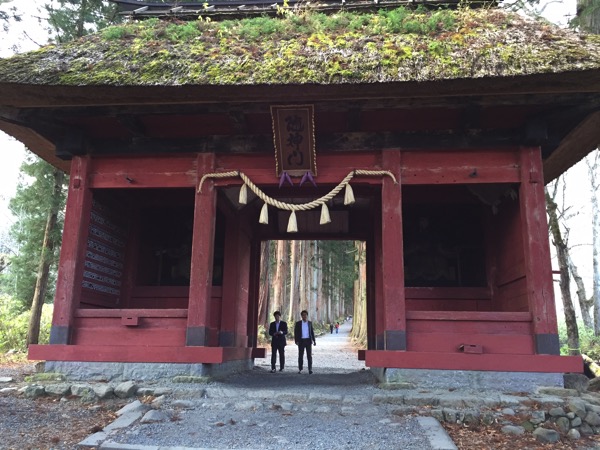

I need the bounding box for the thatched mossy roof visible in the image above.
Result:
[1,6,599,87]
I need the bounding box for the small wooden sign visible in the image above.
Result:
[271,105,316,177]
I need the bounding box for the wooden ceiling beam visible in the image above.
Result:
[80,129,551,157]
[544,110,600,183]
[9,91,599,119]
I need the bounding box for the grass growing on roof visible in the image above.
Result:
[0,6,599,86]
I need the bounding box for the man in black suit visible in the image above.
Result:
[268,311,288,373]
[294,310,316,374]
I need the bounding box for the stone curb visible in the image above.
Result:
[417,417,458,450]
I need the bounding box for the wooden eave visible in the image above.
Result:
[1,69,599,181]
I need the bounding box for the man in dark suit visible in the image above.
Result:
[294,310,316,374]
[268,311,288,373]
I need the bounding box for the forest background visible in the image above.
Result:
[0,0,598,356]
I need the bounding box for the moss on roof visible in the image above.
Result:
[1,6,599,86]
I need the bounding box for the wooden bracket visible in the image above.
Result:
[458,344,483,354]
[121,316,139,326]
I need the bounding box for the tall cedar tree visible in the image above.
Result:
[13,1,118,344]
[546,183,580,354]
[45,0,119,43]
[3,156,66,311]
[586,151,600,335]
[576,0,600,33]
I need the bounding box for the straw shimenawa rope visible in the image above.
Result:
[198,169,397,205]
[198,169,397,231]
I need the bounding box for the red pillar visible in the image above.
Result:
[519,146,560,354]
[50,156,92,345]
[187,153,217,346]
[220,218,252,347]
[235,229,251,346]
[372,205,385,350]
[381,150,406,350]
[219,219,240,346]
[247,239,262,349]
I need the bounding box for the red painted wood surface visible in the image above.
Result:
[364,351,582,373]
[80,290,122,309]
[487,194,529,312]
[406,311,533,321]
[519,147,558,335]
[209,297,222,336]
[408,320,533,335]
[496,278,529,312]
[406,287,492,311]
[75,308,188,318]
[406,300,493,311]
[214,153,383,186]
[52,156,93,330]
[220,219,240,341]
[187,153,217,333]
[234,229,251,347]
[401,149,520,185]
[89,155,197,189]
[373,210,385,349]
[128,286,190,309]
[381,150,405,342]
[406,287,491,300]
[407,333,534,354]
[73,317,187,346]
[246,240,261,349]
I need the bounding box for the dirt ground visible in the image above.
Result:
[2,354,600,450]
[0,355,126,450]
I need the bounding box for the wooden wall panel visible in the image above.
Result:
[407,319,533,335]
[407,332,534,354]
[405,287,492,312]
[72,317,187,347]
[488,191,529,312]
[406,300,482,311]
[128,286,189,309]
[401,150,520,185]
[496,278,529,312]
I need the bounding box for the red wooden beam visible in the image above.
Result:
[75,308,188,318]
[401,149,521,185]
[89,154,197,188]
[29,344,256,363]
[50,156,93,345]
[381,150,405,350]
[519,147,560,354]
[220,219,240,346]
[235,231,251,347]
[187,153,217,346]
[406,311,533,322]
[405,287,491,300]
[364,350,582,373]
[373,206,385,349]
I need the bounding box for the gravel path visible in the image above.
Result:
[104,320,437,449]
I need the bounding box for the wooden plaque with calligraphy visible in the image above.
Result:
[271,105,317,177]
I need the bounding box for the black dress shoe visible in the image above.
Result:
[279,368,284,372]
[309,370,313,374]
[298,370,302,374]
[270,369,276,373]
